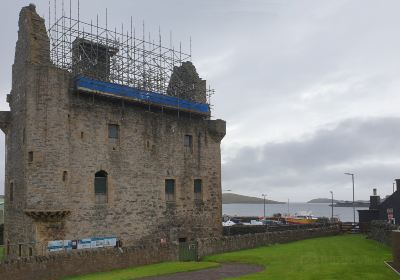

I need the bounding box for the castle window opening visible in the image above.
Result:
[165,179,175,202]
[28,151,33,163]
[179,237,187,243]
[62,171,68,182]
[194,179,202,201]
[10,182,14,202]
[184,135,193,150]
[95,170,108,204]
[108,124,119,139]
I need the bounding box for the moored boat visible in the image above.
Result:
[285,211,318,225]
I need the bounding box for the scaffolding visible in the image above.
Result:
[47,1,199,97]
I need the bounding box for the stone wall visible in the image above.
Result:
[0,242,178,280]
[4,5,225,257]
[367,220,399,246]
[223,223,331,235]
[197,225,340,258]
[0,226,339,280]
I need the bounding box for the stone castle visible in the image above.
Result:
[0,4,225,257]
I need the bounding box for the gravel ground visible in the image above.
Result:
[139,263,263,280]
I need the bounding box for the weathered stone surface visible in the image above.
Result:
[14,4,50,66]
[0,226,339,280]
[167,61,207,104]
[0,112,11,133]
[4,6,225,258]
[196,225,340,258]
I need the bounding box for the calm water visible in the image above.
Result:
[222,203,368,222]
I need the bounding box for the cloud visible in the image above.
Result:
[222,117,400,201]
[1,0,400,201]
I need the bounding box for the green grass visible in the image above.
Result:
[60,235,398,280]
[0,246,4,260]
[204,234,397,280]
[62,261,219,280]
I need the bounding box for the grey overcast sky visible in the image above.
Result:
[1,0,400,201]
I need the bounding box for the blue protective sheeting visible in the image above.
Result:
[75,76,210,115]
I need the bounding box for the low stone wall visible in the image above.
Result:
[0,242,178,280]
[0,226,339,280]
[197,225,340,258]
[368,220,399,246]
[223,223,331,236]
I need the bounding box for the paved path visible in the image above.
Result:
[140,263,263,280]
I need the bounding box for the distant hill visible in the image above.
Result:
[308,198,339,203]
[222,193,284,204]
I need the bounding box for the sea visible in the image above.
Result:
[222,203,368,222]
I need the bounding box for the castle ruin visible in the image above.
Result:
[0,4,225,257]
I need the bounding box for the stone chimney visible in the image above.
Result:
[395,179,400,192]
[167,61,207,103]
[369,188,380,210]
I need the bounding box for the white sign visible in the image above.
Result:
[77,238,92,250]
[48,240,72,252]
[103,237,117,247]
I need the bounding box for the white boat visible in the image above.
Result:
[222,220,236,227]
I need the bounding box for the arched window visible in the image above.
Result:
[95,170,108,204]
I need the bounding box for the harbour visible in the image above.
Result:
[223,202,368,223]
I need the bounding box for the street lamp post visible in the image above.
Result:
[330,191,334,221]
[262,194,267,219]
[344,173,355,225]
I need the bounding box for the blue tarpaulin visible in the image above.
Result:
[75,76,210,115]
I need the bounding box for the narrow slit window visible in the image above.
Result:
[62,171,68,182]
[194,179,202,201]
[165,179,175,202]
[10,182,14,202]
[95,170,108,204]
[28,151,33,163]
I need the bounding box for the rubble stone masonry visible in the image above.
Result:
[0,226,340,280]
[1,5,225,257]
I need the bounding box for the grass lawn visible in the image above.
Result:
[0,246,3,260]
[204,234,397,280]
[62,261,219,280]
[59,235,397,280]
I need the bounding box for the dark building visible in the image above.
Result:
[358,180,400,231]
